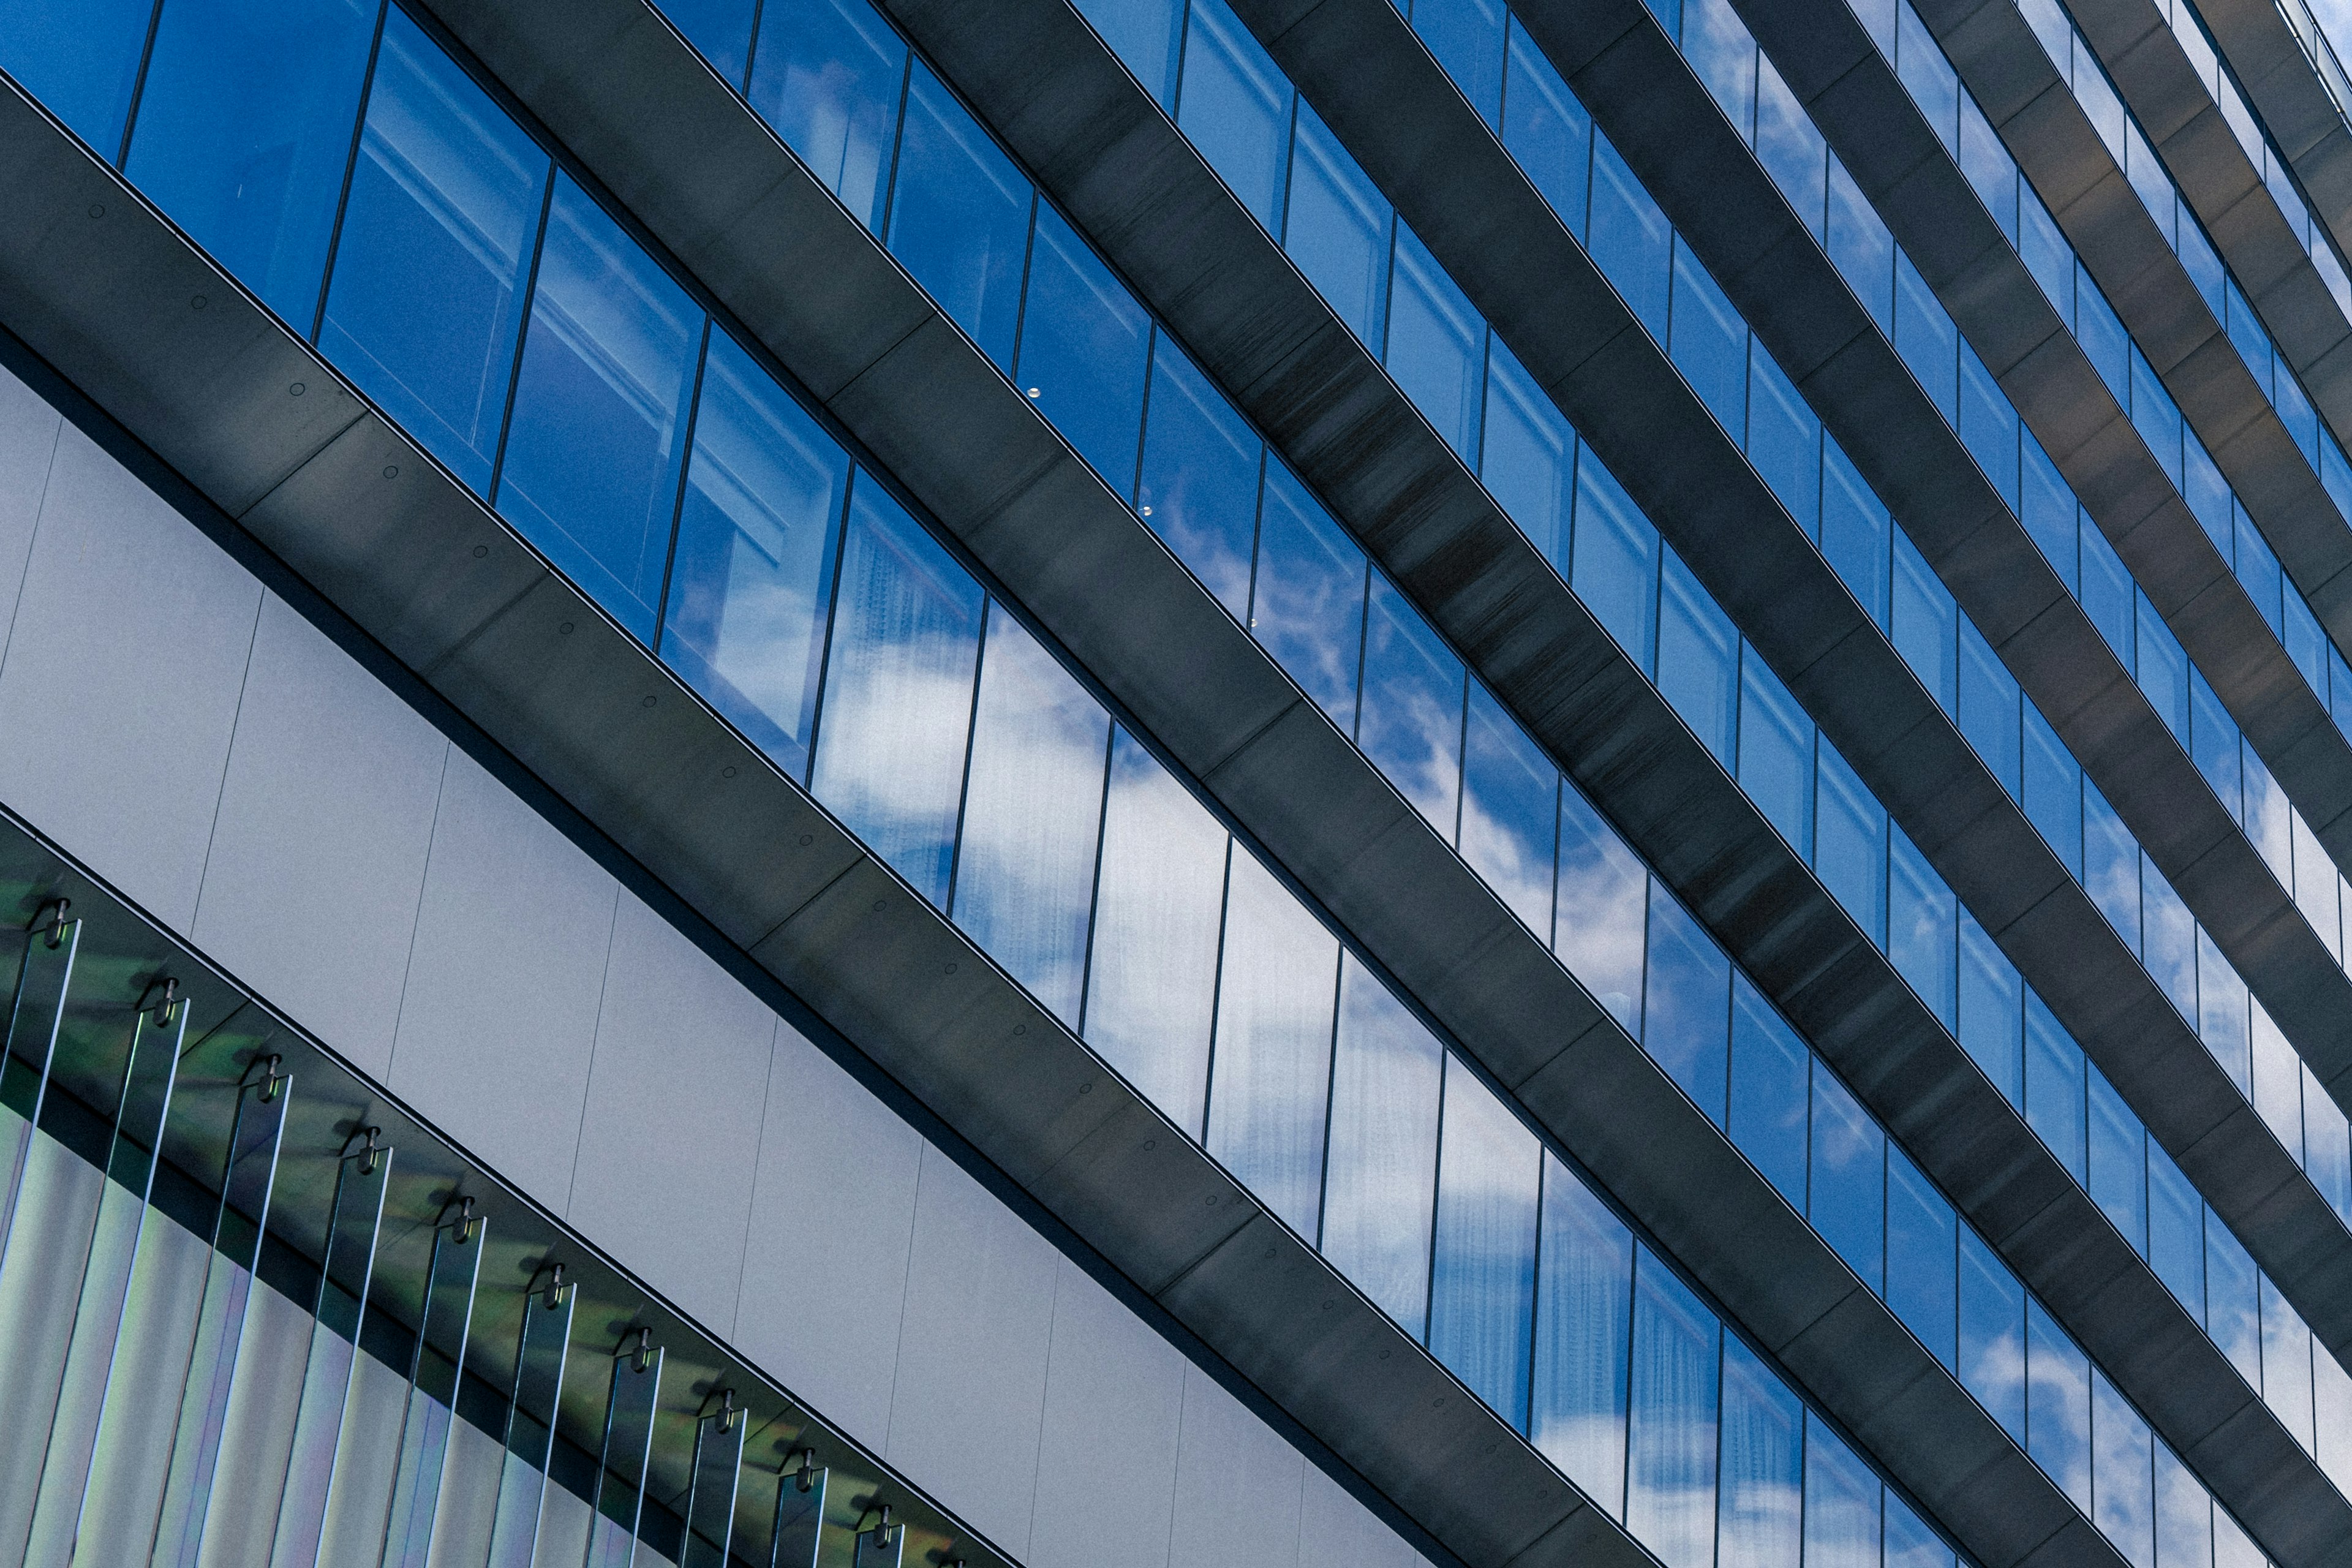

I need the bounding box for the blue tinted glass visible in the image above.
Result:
[2141,871,2197,1020]
[1958,346,2018,508]
[1207,852,1337,1237]
[1896,0,1956,146]
[2133,596,2190,743]
[1683,0,1757,131]
[1826,159,1893,334]
[1251,463,1366,726]
[2188,672,2239,818]
[2027,1301,2092,1512]
[2019,434,2076,589]
[1645,893,1730,1126]
[663,331,848,777]
[1387,224,1485,462]
[1886,1493,1958,1568]
[1572,447,1660,667]
[1959,99,2015,241]
[663,0,753,87]
[2253,999,2305,1167]
[1177,0,1290,230]
[2019,193,2073,320]
[889,66,1030,369]
[0,0,149,152]
[1412,0,1505,126]
[1809,1065,1884,1292]
[1558,788,1648,1031]
[1502,18,1589,234]
[1728,976,1807,1209]
[2080,526,2135,666]
[1481,339,1575,569]
[1888,824,1956,1026]
[2076,278,2130,405]
[499,178,701,639]
[1820,440,1888,626]
[2083,782,2140,952]
[1755,61,1825,239]
[2086,1066,2146,1257]
[1894,251,1958,420]
[1958,621,2020,796]
[1358,573,1464,833]
[2196,929,2250,1097]
[1803,1418,1879,1568]
[1717,1338,1801,1568]
[1071,0,1183,106]
[748,0,905,229]
[1321,956,1442,1333]
[2022,704,2081,878]
[1016,206,1152,490]
[2130,351,2182,488]
[2154,1445,2211,1568]
[318,9,546,494]
[1670,241,1747,434]
[1739,646,1814,858]
[1959,1227,2026,1441]
[809,475,984,905]
[1461,684,1557,931]
[2308,1088,2352,1228]
[1533,1157,1632,1502]
[1284,102,1390,344]
[1747,350,1819,529]
[1136,339,1259,616]
[2283,586,2326,698]
[1888,1150,1956,1369]
[1627,1250,1720,1568]
[1891,533,1956,711]
[2260,1276,2316,1449]
[1657,547,1737,766]
[1430,1060,1539,1425]
[1814,738,1885,939]
[1589,129,1672,341]
[2145,1144,2204,1321]
[127,0,374,325]
[952,605,1109,1022]
[1956,911,2021,1104]
[2276,364,2321,467]
[2025,993,2086,1183]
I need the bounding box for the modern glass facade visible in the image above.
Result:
[0,0,2350,1565]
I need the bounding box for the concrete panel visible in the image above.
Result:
[0,362,59,655]
[1167,1363,1303,1568]
[733,1022,920,1449]
[191,594,446,1077]
[387,747,618,1210]
[567,889,774,1332]
[0,422,258,930]
[1028,1256,1185,1568]
[887,1146,1061,1556]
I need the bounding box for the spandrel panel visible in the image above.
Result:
[126,0,377,324]
[1319,953,1441,1333]
[317,6,546,493]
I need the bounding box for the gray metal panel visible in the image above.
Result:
[735,1022,922,1447]
[1299,1461,1419,1568]
[0,421,260,932]
[567,889,775,1332]
[192,593,447,1079]
[0,364,59,657]
[388,747,620,1210]
[1167,1363,1305,1568]
[888,1145,1063,1557]
[2192,0,2352,271]
[1028,1256,1187,1568]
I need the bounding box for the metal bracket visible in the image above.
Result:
[29,897,67,946]
[342,1123,385,1176]
[137,974,179,1025]
[241,1052,285,1102]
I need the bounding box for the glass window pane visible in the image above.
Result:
[1502,17,1589,233]
[2027,1300,2092,1513]
[1891,532,1956,712]
[498,175,702,641]
[1739,645,1814,859]
[1589,129,1672,341]
[1888,1150,1957,1369]
[1533,1156,1632,1507]
[1645,892,1731,1127]
[2197,930,2250,1098]
[1886,1493,1957,1568]
[1814,737,1885,940]
[1136,338,1260,616]
[1250,463,1366,726]
[1821,439,1888,626]
[1482,338,1575,571]
[1572,447,1660,668]
[1015,205,1152,491]
[1460,684,1557,932]
[2146,1144,2204,1324]
[0,0,150,151]
[2025,994,2086,1183]
[2086,1066,2146,1256]
[1385,223,1485,464]
[2259,1276,2316,1453]
[1747,347,1819,528]
[2081,521,2135,666]
[1558,788,1648,1032]
[1957,910,2021,1105]
[1683,0,1757,131]
[888,66,1030,370]
[1357,573,1464,835]
[1411,0,1506,124]
[2204,1212,2261,1385]
[809,475,984,907]
[318,9,547,494]
[1627,1248,1719,1568]
[126,0,374,324]
[1657,546,1736,767]
[1321,954,1442,1333]
[1809,1065,1884,1293]
[1206,853,1338,1237]
[1717,1337,1800,1568]
[1176,0,1289,231]
[1429,1060,1540,1426]
[2084,782,2139,954]
[1958,346,2019,509]
[662,331,848,778]
[663,0,754,87]
[1084,729,1227,1134]
[1888,824,1955,1027]
[747,0,905,230]
[951,605,1110,1023]
[1728,976,1806,1210]
[1071,0,1183,107]
[2020,435,2076,589]
[1283,101,1390,344]
[1670,240,1747,435]
[2093,1373,2155,1568]
[1958,620,2020,796]
[2023,704,2081,879]
[1826,158,1894,333]
[2154,1443,2212,1568]
[1961,1227,2026,1442]
[1801,1417,1880,1568]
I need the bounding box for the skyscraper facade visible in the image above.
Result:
[1,0,2351,1564]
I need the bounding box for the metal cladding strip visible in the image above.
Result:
[2192,0,2352,258]
[1514,1,2352,1558]
[1714,0,2352,1343]
[386,1,2109,1562]
[2068,0,2352,447]
[0,69,1619,1568]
